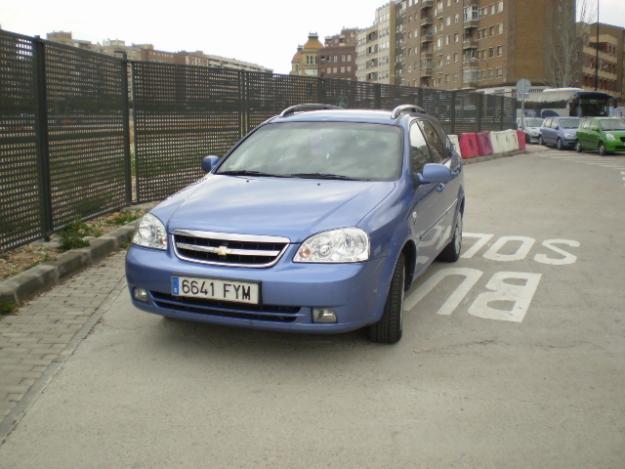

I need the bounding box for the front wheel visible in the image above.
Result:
[368,255,405,344]
[556,138,563,151]
[576,141,582,153]
[538,136,544,146]
[599,143,607,156]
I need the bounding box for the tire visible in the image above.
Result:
[368,255,405,345]
[556,138,563,151]
[538,136,544,146]
[438,210,463,263]
[599,143,607,156]
[576,141,582,153]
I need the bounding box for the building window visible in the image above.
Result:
[497,45,503,56]
[498,1,504,13]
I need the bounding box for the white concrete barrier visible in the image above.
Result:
[489,132,505,154]
[448,134,461,157]
[503,129,519,152]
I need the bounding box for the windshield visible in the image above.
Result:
[558,118,580,129]
[217,122,403,181]
[599,119,625,131]
[524,118,543,127]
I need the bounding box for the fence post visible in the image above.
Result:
[418,88,424,108]
[450,91,456,134]
[500,96,505,130]
[477,94,483,132]
[374,84,381,109]
[317,77,326,103]
[33,37,53,240]
[120,53,132,205]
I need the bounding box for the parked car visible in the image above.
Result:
[539,116,580,150]
[518,117,544,144]
[576,117,625,155]
[125,104,465,344]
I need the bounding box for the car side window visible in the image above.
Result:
[418,120,445,163]
[409,122,430,174]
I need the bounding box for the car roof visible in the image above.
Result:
[269,109,429,126]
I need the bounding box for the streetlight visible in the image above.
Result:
[594,0,599,90]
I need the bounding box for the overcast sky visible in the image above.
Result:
[1,0,624,74]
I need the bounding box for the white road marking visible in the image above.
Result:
[483,236,536,262]
[461,233,494,259]
[404,268,483,316]
[406,234,581,323]
[534,239,580,266]
[468,272,543,323]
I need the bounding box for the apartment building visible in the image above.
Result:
[46,31,271,73]
[356,2,397,84]
[291,33,324,77]
[392,0,575,91]
[581,23,625,100]
[319,28,359,81]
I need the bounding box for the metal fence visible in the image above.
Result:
[0,29,129,252]
[0,28,517,252]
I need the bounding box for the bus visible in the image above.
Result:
[522,88,612,119]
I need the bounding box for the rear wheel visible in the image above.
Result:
[438,211,463,263]
[576,141,582,153]
[556,138,563,150]
[368,255,405,345]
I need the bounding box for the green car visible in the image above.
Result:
[576,117,625,156]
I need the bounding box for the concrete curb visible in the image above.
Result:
[462,150,524,165]
[0,223,137,308]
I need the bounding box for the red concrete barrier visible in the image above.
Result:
[516,130,527,151]
[459,133,479,159]
[476,132,493,156]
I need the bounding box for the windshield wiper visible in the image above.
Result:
[289,172,358,181]
[218,170,288,178]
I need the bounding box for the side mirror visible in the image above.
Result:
[418,163,452,184]
[202,155,220,173]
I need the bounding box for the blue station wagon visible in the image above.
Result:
[126,104,465,344]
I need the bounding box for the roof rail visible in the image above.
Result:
[279,103,341,118]
[391,104,426,119]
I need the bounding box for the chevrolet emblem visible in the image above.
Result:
[216,245,230,256]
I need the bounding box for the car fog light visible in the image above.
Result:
[313,308,337,323]
[133,288,149,302]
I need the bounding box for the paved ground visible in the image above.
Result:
[1,147,624,468]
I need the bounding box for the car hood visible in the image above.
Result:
[153,175,397,242]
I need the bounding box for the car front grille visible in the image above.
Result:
[151,292,301,322]
[172,230,290,268]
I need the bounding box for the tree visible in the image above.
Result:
[548,0,595,88]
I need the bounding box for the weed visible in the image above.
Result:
[0,302,17,316]
[59,220,102,251]
[110,211,140,226]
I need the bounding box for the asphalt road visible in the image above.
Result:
[1,147,624,468]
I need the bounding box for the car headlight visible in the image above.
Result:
[294,228,369,263]
[606,133,615,141]
[132,213,168,250]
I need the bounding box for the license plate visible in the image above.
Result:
[171,276,259,304]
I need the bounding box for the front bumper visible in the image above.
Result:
[604,140,625,152]
[126,245,392,334]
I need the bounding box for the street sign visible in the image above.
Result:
[516,79,532,99]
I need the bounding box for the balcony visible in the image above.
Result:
[421,32,434,43]
[420,0,433,9]
[421,16,433,27]
[463,57,478,67]
[462,38,478,50]
[463,18,479,29]
[421,61,433,76]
